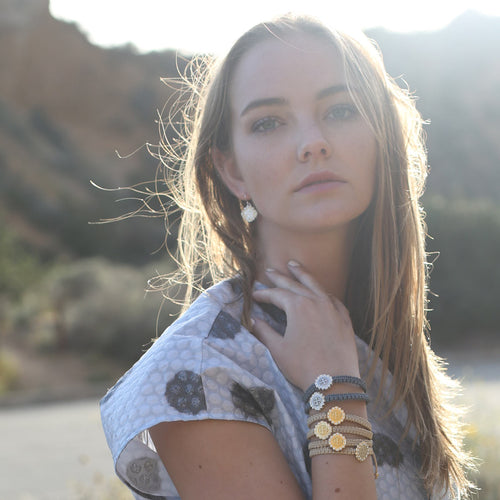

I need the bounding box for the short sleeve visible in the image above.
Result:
[101,278,436,500]
[100,289,281,499]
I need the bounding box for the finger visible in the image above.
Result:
[264,268,312,298]
[286,260,327,297]
[250,316,283,354]
[252,286,306,312]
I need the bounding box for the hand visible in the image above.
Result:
[251,261,360,392]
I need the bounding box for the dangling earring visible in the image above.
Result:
[241,201,258,223]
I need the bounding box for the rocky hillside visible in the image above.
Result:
[368,11,500,201]
[0,0,184,261]
[0,1,499,264]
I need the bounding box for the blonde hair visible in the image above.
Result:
[153,14,473,497]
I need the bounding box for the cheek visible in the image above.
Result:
[343,129,378,204]
[365,138,378,189]
[237,146,287,190]
[351,128,377,176]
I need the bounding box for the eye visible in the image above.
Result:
[251,117,283,133]
[325,104,358,121]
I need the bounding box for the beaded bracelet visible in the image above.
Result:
[303,374,367,403]
[310,438,376,459]
[307,423,373,441]
[309,441,379,478]
[309,443,371,457]
[309,441,372,462]
[307,391,369,411]
[309,435,365,452]
[307,406,371,430]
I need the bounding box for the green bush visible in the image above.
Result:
[425,196,500,342]
[0,351,20,394]
[12,257,181,364]
[0,218,45,299]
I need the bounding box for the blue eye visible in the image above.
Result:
[326,104,358,121]
[251,117,282,133]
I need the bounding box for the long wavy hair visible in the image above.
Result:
[153,14,473,497]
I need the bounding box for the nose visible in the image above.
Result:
[297,125,332,162]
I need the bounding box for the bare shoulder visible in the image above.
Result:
[149,419,305,500]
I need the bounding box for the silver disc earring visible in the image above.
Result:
[241,201,258,223]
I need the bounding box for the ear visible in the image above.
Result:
[212,147,247,200]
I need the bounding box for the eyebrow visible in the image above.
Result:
[240,97,286,117]
[240,84,350,117]
[317,84,349,100]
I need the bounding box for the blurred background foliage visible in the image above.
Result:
[0,1,498,497]
[0,4,498,355]
[1,3,499,366]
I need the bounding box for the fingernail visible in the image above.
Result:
[250,318,256,327]
[265,268,275,273]
[288,260,300,267]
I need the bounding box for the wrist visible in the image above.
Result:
[302,374,368,412]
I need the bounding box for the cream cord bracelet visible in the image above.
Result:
[307,406,371,430]
[307,423,373,440]
[308,436,365,451]
[309,442,379,479]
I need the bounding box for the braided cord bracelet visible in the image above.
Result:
[309,435,365,452]
[303,374,367,403]
[309,440,376,464]
[309,440,379,478]
[309,444,372,457]
[307,406,371,430]
[307,423,373,440]
[307,391,369,411]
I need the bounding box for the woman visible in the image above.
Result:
[100,14,473,499]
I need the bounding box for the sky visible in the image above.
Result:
[50,0,500,55]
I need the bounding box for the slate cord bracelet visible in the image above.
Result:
[302,374,367,403]
[307,391,369,412]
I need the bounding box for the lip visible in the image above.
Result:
[294,171,346,192]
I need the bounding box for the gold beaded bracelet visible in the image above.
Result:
[307,422,373,441]
[309,435,365,452]
[309,441,379,479]
[309,441,371,457]
[307,406,371,430]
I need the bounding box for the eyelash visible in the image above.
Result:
[251,117,283,133]
[325,104,358,121]
[250,103,358,133]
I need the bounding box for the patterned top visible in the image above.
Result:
[100,279,445,500]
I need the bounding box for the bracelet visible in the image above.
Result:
[309,441,374,464]
[303,375,367,402]
[305,401,378,479]
[309,435,365,452]
[307,406,371,430]
[307,391,369,411]
[307,423,373,440]
[309,441,379,479]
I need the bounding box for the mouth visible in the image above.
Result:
[295,172,346,192]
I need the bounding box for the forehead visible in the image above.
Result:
[230,33,346,111]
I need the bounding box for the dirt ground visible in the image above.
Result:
[0,342,125,407]
[0,399,130,500]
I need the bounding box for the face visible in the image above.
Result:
[216,33,377,236]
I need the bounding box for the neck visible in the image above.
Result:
[255,223,356,301]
